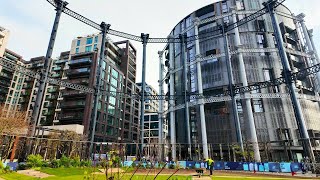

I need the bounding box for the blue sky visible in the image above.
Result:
[1,0,319,89]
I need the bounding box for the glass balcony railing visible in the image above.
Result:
[52,66,62,71]
[68,58,92,66]
[62,90,86,97]
[67,68,90,76]
[60,101,86,108]
[52,73,61,78]
[55,59,68,64]
[59,113,84,120]
[48,88,58,93]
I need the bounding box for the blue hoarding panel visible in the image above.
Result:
[178,161,186,169]
[290,163,301,172]
[280,163,292,173]
[214,161,225,170]
[224,162,244,170]
[268,163,280,172]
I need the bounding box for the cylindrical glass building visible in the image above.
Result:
[163,0,320,162]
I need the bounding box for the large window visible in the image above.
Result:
[111,77,118,87]
[109,96,116,106]
[85,45,92,52]
[111,69,119,79]
[86,37,93,44]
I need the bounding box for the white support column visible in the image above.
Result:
[158,51,164,160]
[194,19,209,159]
[232,11,261,162]
[169,37,176,161]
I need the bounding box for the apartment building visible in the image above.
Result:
[136,82,159,113]
[164,0,320,161]
[1,50,25,114]
[0,26,10,57]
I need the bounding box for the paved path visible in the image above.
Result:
[17,169,53,178]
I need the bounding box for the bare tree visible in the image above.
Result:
[0,104,28,161]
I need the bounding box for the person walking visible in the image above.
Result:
[205,158,214,175]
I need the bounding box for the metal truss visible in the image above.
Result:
[0,57,40,79]
[45,0,286,44]
[165,93,320,113]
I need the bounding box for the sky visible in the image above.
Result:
[1,0,320,90]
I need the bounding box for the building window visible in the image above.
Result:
[253,99,264,112]
[75,47,79,54]
[222,1,228,13]
[93,44,97,50]
[86,37,93,44]
[111,77,118,87]
[85,45,92,52]
[236,100,243,113]
[77,39,80,46]
[109,96,116,106]
[111,69,119,79]
[94,36,98,43]
[236,0,245,10]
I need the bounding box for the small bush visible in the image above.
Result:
[169,164,175,169]
[131,162,136,168]
[26,154,43,167]
[50,159,61,168]
[71,156,81,167]
[17,163,31,170]
[2,166,12,173]
[0,161,4,169]
[80,160,92,167]
[60,155,71,167]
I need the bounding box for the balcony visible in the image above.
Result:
[23,84,33,89]
[55,59,68,65]
[62,90,86,97]
[0,72,12,80]
[22,91,31,96]
[44,103,55,108]
[0,88,8,94]
[67,68,90,77]
[25,77,33,82]
[60,101,86,109]
[52,66,62,71]
[47,87,58,93]
[69,78,90,85]
[51,73,62,78]
[68,58,92,67]
[43,110,54,116]
[31,63,44,69]
[59,113,84,121]
[46,95,58,101]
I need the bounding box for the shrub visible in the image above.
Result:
[0,161,4,169]
[80,160,92,167]
[50,159,61,168]
[17,163,31,170]
[71,156,81,167]
[169,164,175,169]
[2,166,12,173]
[26,154,43,167]
[60,155,71,167]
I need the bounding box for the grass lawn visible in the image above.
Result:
[211,176,300,180]
[0,172,36,180]
[39,167,99,177]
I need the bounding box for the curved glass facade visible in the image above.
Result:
[165,0,320,161]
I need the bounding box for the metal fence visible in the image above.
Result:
[1,134,320,164]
